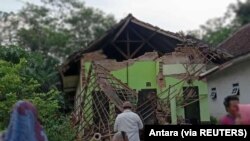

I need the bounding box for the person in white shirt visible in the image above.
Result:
[114,101,143,141]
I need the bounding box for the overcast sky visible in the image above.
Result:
[0,0,243,32]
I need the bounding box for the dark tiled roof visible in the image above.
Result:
[59,14,231,73]
[60,14,185,70]
[218,24,250,57]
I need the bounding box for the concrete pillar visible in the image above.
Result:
[171,97,177,124]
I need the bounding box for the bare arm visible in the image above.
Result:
[114,117,119,132]
[137,115,143,129]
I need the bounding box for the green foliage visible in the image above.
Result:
[0,45,28,63]
[17,27,70,56]
[202,27,233,46]
[45,116,76,141]
[0,0,116,59]
[188,15,236,47]
[0,46,60,92]
[188,0,250,46]
[0,58,39,128]
[210,116,218,125]
[0,93,17,130]
[28,90,60,121]
[0,0,116,139]
[0,58,37,96]
[0,46,76,140]
[234,0,250,26]
[28,91,76,141]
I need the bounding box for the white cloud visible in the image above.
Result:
[0,0,244,32]
[84,0,239,32]
[0,0,23,12]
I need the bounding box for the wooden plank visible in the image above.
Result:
[161,37,176,50]
[112,43,129,59]
[131,19,184,41]
[127,31,131,58]
[130,26,158,48]
[130,28,158,58]
[130,42,146,58]
[129,26,144,40]
[111,17,131,43]
[115,40,143,43]
[147,40,158,50]
[63,75,79,88]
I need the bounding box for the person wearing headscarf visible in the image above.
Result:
[0,100,48,141]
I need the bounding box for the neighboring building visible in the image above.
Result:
[59,14,229,140]
[201,53,250,119]
[201,24,250,119]
[218,24,250,57]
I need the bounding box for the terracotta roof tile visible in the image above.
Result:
[218,24,250,57]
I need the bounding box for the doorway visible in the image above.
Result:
[137,89,157,125]
[183,86,200,124]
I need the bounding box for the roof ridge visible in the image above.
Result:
[217,23,250,57]
[217,23,250,48]
[129,15,184,41]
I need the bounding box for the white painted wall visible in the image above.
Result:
[207,59,250,119]
[163,64,204,75]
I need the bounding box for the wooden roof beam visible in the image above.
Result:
[126,31,131,58]
[112,43,129,59]
[111,17,132,43]
[131,19,184,41]
[130,31,158,58]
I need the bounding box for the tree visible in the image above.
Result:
[233,0,250,26]
[0,47,76,141]
[0,0,116,139]
[0,0,116,60]
[187,17,234,46]
[200,22,233,46]
[0,57,57,127]
[188,0,250,46]
[0,46,60,92]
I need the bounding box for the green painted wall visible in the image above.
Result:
[84,62,93,124]
[164,76,209,123]
[82,61,210,124]
[82,61,157,124]
[111,61,157,91]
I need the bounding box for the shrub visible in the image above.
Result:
[210,116,218,125]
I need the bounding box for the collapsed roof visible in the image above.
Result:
[62,14,233,140]
[200,52,250,79]
[60,14,231,76]
[73,63,165,140]
[60,14,183,72]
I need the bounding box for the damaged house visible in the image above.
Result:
[59,14,230,140]
[200,23,250,119]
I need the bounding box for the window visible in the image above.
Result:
[146,82,151,87]
[232,83,240,95]
[210,87,217,100]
